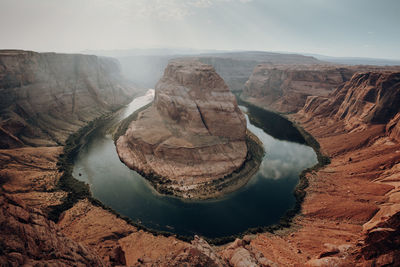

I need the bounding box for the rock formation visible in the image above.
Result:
[0,192,106,266]
[0,50,136,148]
[116,60,248,198]
[294,70,400,265]
[242,64,400,113]
[301,71,400,133]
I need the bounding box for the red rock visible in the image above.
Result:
[243,64,400,114]
[0,192,105,266]
[300,71,400,132]
[242,64,360,113]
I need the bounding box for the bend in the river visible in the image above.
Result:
[73,90,318,238]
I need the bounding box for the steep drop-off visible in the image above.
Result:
[242,64,400,113]
[116,60,250,198]
[0,50,135,148]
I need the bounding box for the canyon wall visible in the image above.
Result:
[292,70,400,265]
[242,64,400,113]
[0,50,136,148]
[116,59,248,198]
[301,71,400,135]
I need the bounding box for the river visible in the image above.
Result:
[73,90,317,238]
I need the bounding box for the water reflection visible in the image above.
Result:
[122,89,155,118]
[73,90,318,238]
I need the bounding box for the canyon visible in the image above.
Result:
[1,50,400,266]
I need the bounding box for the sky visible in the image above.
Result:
[0,0,399,59]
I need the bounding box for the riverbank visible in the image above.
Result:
[231,97,330,232]
[219,98,400,266]
[45,101,196,242]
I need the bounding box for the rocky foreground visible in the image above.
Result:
[1,50,400,266]
[116,60,250,198]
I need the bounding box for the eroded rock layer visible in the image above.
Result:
[0,50,135,148]
[116,60,248,197]
[242,64,400,113]
[301,71,400,134]
[292,70,400,265]
[0,191,106,266]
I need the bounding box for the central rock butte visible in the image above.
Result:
[116,60,249,198]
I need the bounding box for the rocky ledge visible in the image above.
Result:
[116,60,259,199]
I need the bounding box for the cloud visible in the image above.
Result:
[114,0,254,21]
[190,0,214,8]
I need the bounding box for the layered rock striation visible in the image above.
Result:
[0,192,106,266]
[294,70,400,264]
[301,71,400,134]
[0,50,136,148]
[242,64,400,113]
[116,60,249,198]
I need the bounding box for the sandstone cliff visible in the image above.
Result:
[0,50,136,148]
[294,70,400,265]
[242,64,400,113]
[0,191,106,266]
[301,71,400,134]
[116,60,248,198]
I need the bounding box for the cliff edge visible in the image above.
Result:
[0,50,136,148]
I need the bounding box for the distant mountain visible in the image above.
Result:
[82,47,229,57]
[305,53,400,66]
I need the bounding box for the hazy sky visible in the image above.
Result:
[1,0,399,59]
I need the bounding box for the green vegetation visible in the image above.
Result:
[48,113,118,222]
[47,103,196,242]
[175,130,265,200]
[112,102,152,142]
